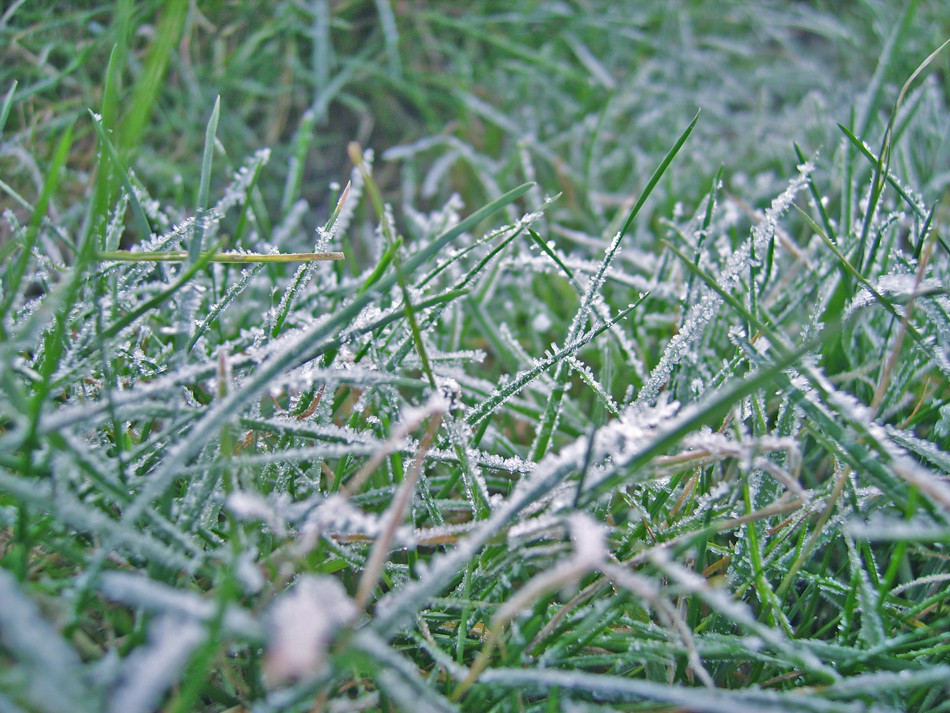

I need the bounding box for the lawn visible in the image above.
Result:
[1,1,950,711]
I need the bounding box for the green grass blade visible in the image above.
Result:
[280,109,317,215]
[117,0,188,157]
[191,95,221,263]
[0,120,75,329]
[0,80,16,136]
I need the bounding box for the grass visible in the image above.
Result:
[2,1,950,712]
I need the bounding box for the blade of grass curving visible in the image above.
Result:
[855,37,950,271]
[357,235,401,296]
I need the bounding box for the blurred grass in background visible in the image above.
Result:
[4,1,946,247]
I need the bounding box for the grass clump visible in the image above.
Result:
[1,2,950,712]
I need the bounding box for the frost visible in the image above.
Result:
[228,490,288,536]
[98,572,263,639]
[531,311,552,332]
[236,548,265,594]
[216,148,270,215]
[845,273,945,316]
[300,494,413,546]
[0,569,91,713]
[846,514,950,542]
[108,616,205,713]
[405,193,464,240]
[265,575,356,685]
[508,512,565,542]
[414,521,476,546]
[637,163,813,405]
[743,636,764,651]
[567,512,607,563]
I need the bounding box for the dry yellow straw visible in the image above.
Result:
[98,250,344,263]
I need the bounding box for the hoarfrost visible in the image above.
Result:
[265,575,356,685]
[567,512,606,564]
[236,548,265,594]
[228,491,288,536]
[405,193,464,240]
[0,568,91,713]
[98,572,263,639]
[531,311,552,332]
[845,273,945,316]
[216,148,270,215]
[846,514,950,542]
[301,494,414,546]
[637,163,813,405]
[108,616,205,713]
